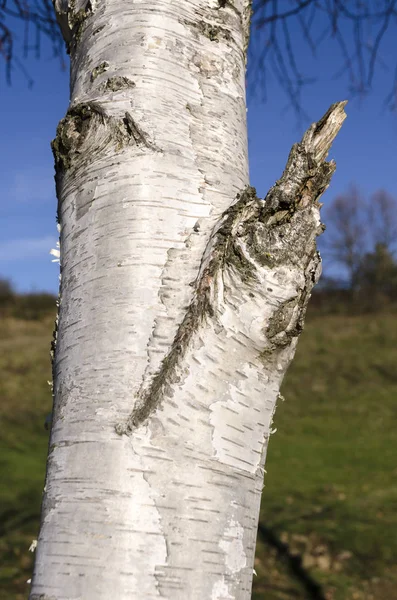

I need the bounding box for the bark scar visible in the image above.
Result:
[123,112,160,150]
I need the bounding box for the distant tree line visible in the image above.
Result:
[0,279,55,320]
[314,186,397,313]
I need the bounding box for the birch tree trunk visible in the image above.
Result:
[30,1,346,598]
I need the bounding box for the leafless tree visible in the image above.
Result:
[323,185,397,291]
[323,185,367,288]
[368,189,397,251]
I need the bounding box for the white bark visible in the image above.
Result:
[30,1,345,598]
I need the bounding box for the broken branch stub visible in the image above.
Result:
[117,101,347,433]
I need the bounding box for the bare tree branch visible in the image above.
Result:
[0,0,64,84]
[249,0,397,115]
[1,0,397,113]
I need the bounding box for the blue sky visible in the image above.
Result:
[0,10,396,293]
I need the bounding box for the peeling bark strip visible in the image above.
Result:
[117,101,347,434]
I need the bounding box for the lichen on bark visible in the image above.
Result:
[68,0,93,47]
[100,76,136,92]
[51,102,159,176]
[51,101,109,171]
[91,61,109,82]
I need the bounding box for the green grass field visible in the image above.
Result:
[1,307,396,599]
[253,311,397,600]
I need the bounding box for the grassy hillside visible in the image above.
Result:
[1,307,396,599]
[0,314,54,599]
[253,312,397,600]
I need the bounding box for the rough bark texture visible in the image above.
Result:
[30,1,345,598]
[117,101,347,438]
